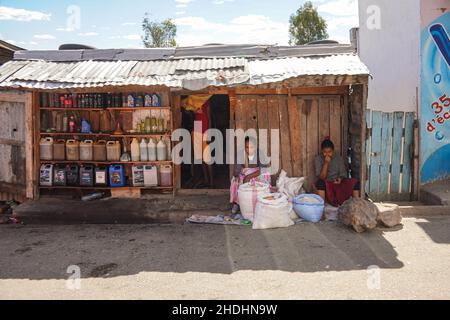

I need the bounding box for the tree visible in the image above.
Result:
[142,13,177,48]
[289,1,328,45]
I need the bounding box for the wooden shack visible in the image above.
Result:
[0,44,369,202]
[0,40,24,66]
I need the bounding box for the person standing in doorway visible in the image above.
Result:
[192,98,214,188]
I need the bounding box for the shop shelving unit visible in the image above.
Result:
[37,92,175,196]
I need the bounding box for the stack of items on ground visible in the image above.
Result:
[188,169,402,233]
[0,201,20,224]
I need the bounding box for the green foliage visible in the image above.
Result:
[289,1,329,45]
[142,13,177,48]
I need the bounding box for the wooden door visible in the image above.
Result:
[0,91,33,201]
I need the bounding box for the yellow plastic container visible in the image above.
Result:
[93,140,107,161]
[40,137,54,161]
[159,165,173,187]
[66,140,80,161]
[80,140,94,161]
[53,139,66,161]
[106,141,121,162]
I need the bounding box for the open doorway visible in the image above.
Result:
[181,94,230,189]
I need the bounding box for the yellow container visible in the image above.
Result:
[53,139,66,161]
[93,140,107,161]
[159,165,173,187]
[66,140,80,161]
[106,141,121,162]
[80,140,94,161]
[40,137,54,161]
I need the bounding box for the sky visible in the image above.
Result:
[0,0,359,50]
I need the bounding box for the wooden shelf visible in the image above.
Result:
[41,108,105,111]
[40,132,111,137]
[107,107,170,111]
[111,134,171,138]
[40,132,171,138]
[40,107,170,111]
[39,186,174,190]
[40,160,173,165]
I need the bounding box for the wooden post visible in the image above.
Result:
[32,92,41,199]
[172,93,182,191]
[413,118,420,201]
[228,89,236,181]
[360,84,368,198]
[25,92,34,199]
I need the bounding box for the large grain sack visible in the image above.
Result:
[253,193,294,230]
[338,198,378,233]
[375,203,402,228]
[238,182,271,221]
[276,170,305,201]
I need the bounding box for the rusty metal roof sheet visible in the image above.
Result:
[0,58,249,90]
[248,54,370,85]
[0,44,369,90]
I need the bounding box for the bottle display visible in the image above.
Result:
[38,91,173,191]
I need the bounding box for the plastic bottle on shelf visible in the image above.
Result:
[80,140,94,161]
[159,165,173,187]
[40,137,54,161]
[151,111,158,133]
[152,93,161,107]
[69,115,76,133]
[144,94,152,107]
[62,113,69,132]
[130,138,140,162]
[158,111,164,133]
[55,112,64,132]
[148,138,157,161]
[145,116,151,134]
[140,139,148,162]
[157,138,167,161]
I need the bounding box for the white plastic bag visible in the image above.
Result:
[253,193,295,230]
[276,170,305,201]
[238,182,271,221]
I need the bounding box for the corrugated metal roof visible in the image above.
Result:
[248,54,370,85]
[0,44,369,90]
[0,58,249,90]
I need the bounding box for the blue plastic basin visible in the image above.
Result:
[293,194,325,223]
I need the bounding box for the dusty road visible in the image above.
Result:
[0,216,449,300]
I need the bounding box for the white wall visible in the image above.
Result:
[358,0,421,113]
[421,0,449,28]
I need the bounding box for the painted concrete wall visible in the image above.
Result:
[358,0,420,113]
[419,0,450,184]
[421,0,449,27]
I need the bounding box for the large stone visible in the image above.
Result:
[375,203,402,228]
[338,198,378,233]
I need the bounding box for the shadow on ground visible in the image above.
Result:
[416,216,450,244]
[0,221,404,280]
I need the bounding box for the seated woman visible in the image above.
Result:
[230,137,271,214]
[314,138,360,206]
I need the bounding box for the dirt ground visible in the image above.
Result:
[0,216,449,300]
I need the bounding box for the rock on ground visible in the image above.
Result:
[375,203,402,228]
[338,198,378,233]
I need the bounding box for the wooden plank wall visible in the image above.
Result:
[0,91,31,202]
[235,95,347,190]
[365,110,416,201]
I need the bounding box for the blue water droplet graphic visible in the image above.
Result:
[434,73,442,84]
[435,131,444,141]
